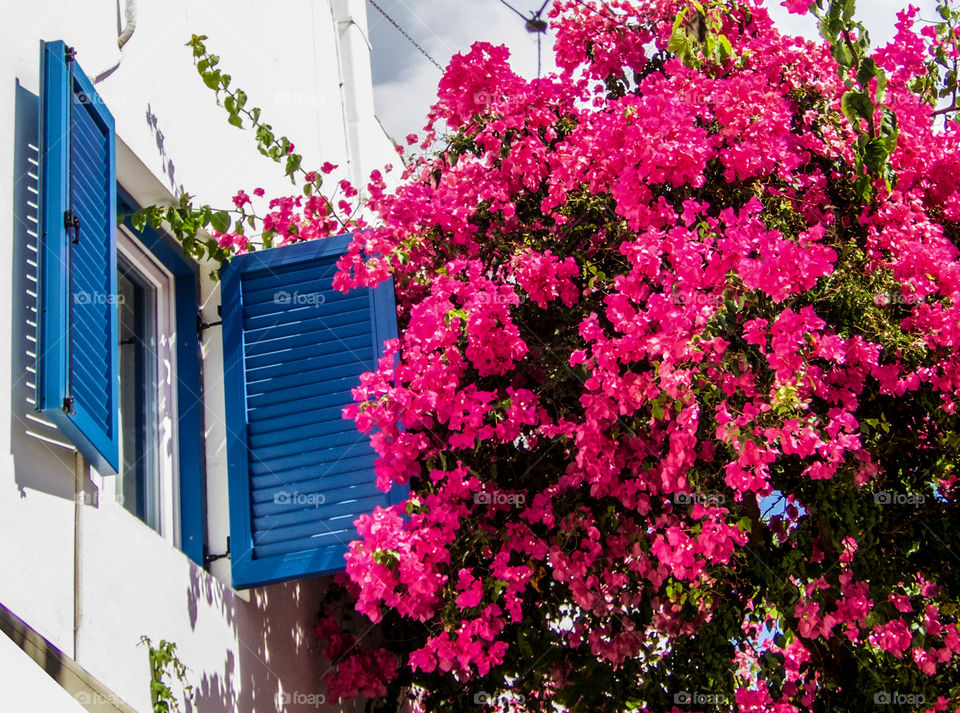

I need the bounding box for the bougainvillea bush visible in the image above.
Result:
[171,0,960,710]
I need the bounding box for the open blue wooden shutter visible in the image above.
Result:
[36,40,119,474]
[221,235,404,588]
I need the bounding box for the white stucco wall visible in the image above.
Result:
[0,1,395,710]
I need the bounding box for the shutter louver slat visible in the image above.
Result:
[239,268,339,298]
[246,375,362,409]
[248,412,360,446]
[221,234,404,588]
[245,334,372,372]
[248,431,368,464]
[248,404,359,438]
[250,468,383,503]
[238,259,339,289]
[248,448,379,478]
[245,350,371,384]
[244,319,372,357]
[251,493,388,546]
[249,452,377,488]
[240,312,374,348]
[240,292,369,321]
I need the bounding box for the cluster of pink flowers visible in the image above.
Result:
[225,0,960,708]
[312,614,398,700]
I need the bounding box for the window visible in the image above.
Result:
[114,195,206,565]
[115,227,179,538]
[118,257,159,528]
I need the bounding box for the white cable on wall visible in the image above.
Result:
[73,451,85,658]
[92,0,138,84]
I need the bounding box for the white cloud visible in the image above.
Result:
[367,0,556,141]
[368,0,942,141]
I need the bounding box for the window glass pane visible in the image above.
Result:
[117,259,160,531]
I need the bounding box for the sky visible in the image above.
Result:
[365,0,942,143]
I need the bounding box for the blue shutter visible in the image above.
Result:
[36,41,119,474]
[221,235,404,588]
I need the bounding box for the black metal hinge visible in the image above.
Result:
[197,305,223,333]
[197,315,222,333]
[64,211,79,243]
[203,537,230,568]
[65,46,76,63]
[62,396,74,414]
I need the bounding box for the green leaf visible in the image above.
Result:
[210,210,231,234]
[841,90,873,123]
[285,153,301,177]
[854,173,874,202]
[202,70,221,90]
[256,125,274,146]
[879,107,899,151]
[842,0,856,21]
[855,57,877,86]
[831,41,854,70]
[669,32,691,59]
[718,34,733,59]
[227,113,243,128]
[874,68,887,103]
[672,7,690,34]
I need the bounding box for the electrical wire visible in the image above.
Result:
[538,31,542,78]
[368,0,444,72]
[495,0,553,78]
[498,0,531,21]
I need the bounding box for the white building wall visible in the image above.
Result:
[0,633,88,713]
[0,1,395,710]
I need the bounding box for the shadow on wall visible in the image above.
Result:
[185,566,349,713]
[9,80,83,501]
[146,103,184,197]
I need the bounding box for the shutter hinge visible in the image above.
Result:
[64,211,80,243]
[64,46,77,63]
[203,537,230,568]
[197,316,222,333]
[197,305,223,333]
[62,396,74,414]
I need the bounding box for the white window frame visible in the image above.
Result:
[102,226,181,546]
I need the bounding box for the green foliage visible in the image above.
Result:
[140,636,193,713]
[668,0,736,68]
[811,0,899,200]
[911,0,960,127]
[120,36,349,273]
